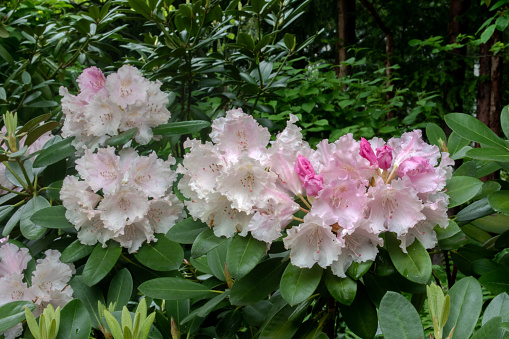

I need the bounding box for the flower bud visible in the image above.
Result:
[376,145,394,170]
[359,137,377,166]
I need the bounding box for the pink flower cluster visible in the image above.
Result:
[0,240,74,339]
[178,109,453,277]
[60,147,185,253]
[59,65,172,151]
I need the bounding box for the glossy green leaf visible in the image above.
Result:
[0,205,14,224]
[128,0,152,18]
[259,304,302,339]
[20,196,50,240]
[226,234,266,279]
[325,271,357,305]
[166,217,207,244]
[443,276,483,339]
[82,242,122,286]
[69,276,105,329]
[138,277,215,300]
[445,113,507,150]
[489,191,509,215]
[0,301,35,333]
[346,260,372,280]
[3,204,24,236]
[446,176,483,207]
[456,198,494,223]
[207,240,228,281]
[181,290,229,324]
[448,131,470,157]
[107,269,133,311]
[338,283,378,339]
[471,316,504,339]
[134,234,184,271]
[243,301,272,327]
[495,229,509,249]
[30,205,74,229]
[470,213,509,234]
[55,299,91,339]
[18,113,51,134]
[32,138,75,168]
[379,291,425,339]
[60,240,94,263]
[387,233,431,284]
[24,122,59,147]
[191,228,227,258]
[230,258,288,306]
[436,221,468,250]
[483,293,509,325]
[466,148,509,162]
[280,264,322,306]
[284,33,296,50]
[479,270,509,295]
[502,106,509,139]
[25,100,58,108]
[152,121,211,136]
[426,123,447,149]
[104,128,137,146]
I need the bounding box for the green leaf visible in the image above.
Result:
[456,198,494,223]
[470,213,509,234]
[55,299,91,339]
[448,131,471,156]
[445,113,507,150]
[3,204,24,236]
[280,264,322,306]
[104,128,137,147]
[346,260,372,280]
[152,121,211,136]
[230,258,288,306]
[166,217,207,244]
[284,33,296,51]
[191,228,227,258]
[0,26,8,39]
[325,271,357,305]
[82,242,122,286]
[207,240,228,282]
[436,221,468,250]
[226,234,266,279]
[501,106,509,139]
[443,276,483,339]
[33,138,75,168]
[0,301,35,333]
[22,71,31,85]
[379,291,425,339]
[483,293,509,325]
[128,0,152,18]
[237,32,255,50]
[138,277,215,300]
[181,290,230,324]
[30,206,74,229]
[0,43,13,65]
[466,148,509,162]
[134,234,184,271]
[25,100,58,108]
[479,270,509,295]
[107,269,133,311]
[489,191,509,214]
[426,123,447,149]
[386,233,431,285]
[471,316,504,339]
[20,196,51,240]
[69,276,105,329]
[259,304,302,339]
[481,24,496,44]
[24,122,59,148]
[338,283,378,339]
[445,176,483,208]
[61,240,94,263]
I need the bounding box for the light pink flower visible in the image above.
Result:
[128,152,177,198]
[75,147,121,194]
[106,65,149,108]
[77,66,106,102]
[295,155,323,196]
[0,243,31,278]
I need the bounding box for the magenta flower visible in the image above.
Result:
[376,144,394,170]
[359,137,377,166]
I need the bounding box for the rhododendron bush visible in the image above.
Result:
[2,65,509,339]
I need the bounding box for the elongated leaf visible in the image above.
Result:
[479,270,509,295]
[456,198,494,223]
[191,229,227,258]
[280,264,322,306]
[446,176,483,208]
[259,304,302,339]
[448,132,470,157]
[347,260,372,280]
[325,271,357,306]
[20,196,50,240]
[338,283,378,339]
[483,293,509,325]
[379,291,425,339]
[445,113,507,150]
[443,276,483,339]
[470,213,509,234]
[489,191,509,215]
[466,148,509,162]
[82,242,122,286]
[0,301,35,333]
[226,234,266,279]
[230,258,288,305]
[471,316,504,339]
[3,204,24,236]
[387,233,431,285]
[61,240,94,263]
[55,299,91,339]
[69,276,105,329]
[426,123,447,149]
[134,234,184,271]
[30,206,74,229]
[138,277,215,300]
[33,138,75,168]
[166,218,207,244]
[435,221,468,250]
[107,269,133,311]
[181,290,230,324]
[502,106,509,140]
[104,128,137,146]
[152,121,211,136]
[207,240,228,281]
[24,122,59,147]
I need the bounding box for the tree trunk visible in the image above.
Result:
[336,0,356,78]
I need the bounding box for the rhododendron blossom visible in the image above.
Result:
[179,109,454,277]
[61,148,185,252]
[60,65,172,150]
[0,241,74,339]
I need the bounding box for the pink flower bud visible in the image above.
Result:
[294,155,323,196]
[376,145,394,170]
[359,138,377,166]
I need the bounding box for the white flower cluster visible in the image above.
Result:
[60,147,185,253]
[178,108,454,277]
[0,240,74,339]
[59,65,171,151]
